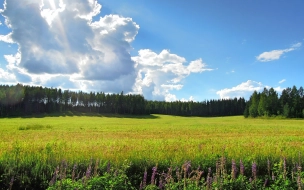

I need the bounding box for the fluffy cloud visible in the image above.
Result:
[132,49,212,101]
[0,0,211,100]
[216,80,266,99]
[0,0,139,92]
[0,68,16,82]
[256,42,302,62]
[0,32,14,43]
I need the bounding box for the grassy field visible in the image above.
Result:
[1,114,304,164]
[1,114,304,188]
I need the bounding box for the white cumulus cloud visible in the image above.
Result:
[216,80,265,99]
[132,49,213,101]
[0,0,139,93]
[0,0,212,100]
[256,42,302,62]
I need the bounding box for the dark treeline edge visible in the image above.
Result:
[0,83,245,117]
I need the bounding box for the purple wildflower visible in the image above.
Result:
[49,166,59,186]
[240,159,245,176]
[297,166,302,189]
[207,176,213,189]
[231,159,237,180]
[151,166,157,185]
[72,164,77,181]
[283,157,287,180]
[252,162,257,181]
[215,160,220,181]
[165,167,173,183]
[86,165,92,179]
[182,161,191,179]
[160,171,168,188]
[158,178,163,189]
[176,167,181,182]
[184,161,191,175]
[142,169,147,188]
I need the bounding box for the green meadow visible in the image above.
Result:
[1,114,304,189]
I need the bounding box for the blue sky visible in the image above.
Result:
[0,0,303,101]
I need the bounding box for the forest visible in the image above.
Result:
[244,86,304,118]
[0,83,303,118]
[0,83,245,117]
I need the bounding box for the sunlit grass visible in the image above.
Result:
[1,115,304,167]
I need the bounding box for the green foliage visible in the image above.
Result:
[47,161,135,190]
[18,124,52,130]
[283,104,290,118]
[246,86,304,118]
[139,157,303,190]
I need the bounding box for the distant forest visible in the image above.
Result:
[0,84,245,117]
[0,84,303,118]
[244,86,304,118]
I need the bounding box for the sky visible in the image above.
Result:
[0,0,303,101]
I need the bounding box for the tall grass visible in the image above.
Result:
[0,114,304,188]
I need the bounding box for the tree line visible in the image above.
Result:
[1,83,303,118]
[0,84,245,117]
[244,86,304,118]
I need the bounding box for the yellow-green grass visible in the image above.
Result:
[1,114,304,168]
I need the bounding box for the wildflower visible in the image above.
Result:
[215,160,220,182]
[176,167,181,182]
[86,165,91,179]
[207,174,213,190]
[142,169,147,188]
[161,171,167,187]
[165,167,173,184]
[283,157,287,180]
[158,178,163,189]
[151,166,157,185]
[231,159,237,180]
[240,159,245,176]
[252,162,257,181]
[182,161,191,179]
[184,161,191,173]
[297,166,302,189]
[72,164,77,181]
[49,166,59,186]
